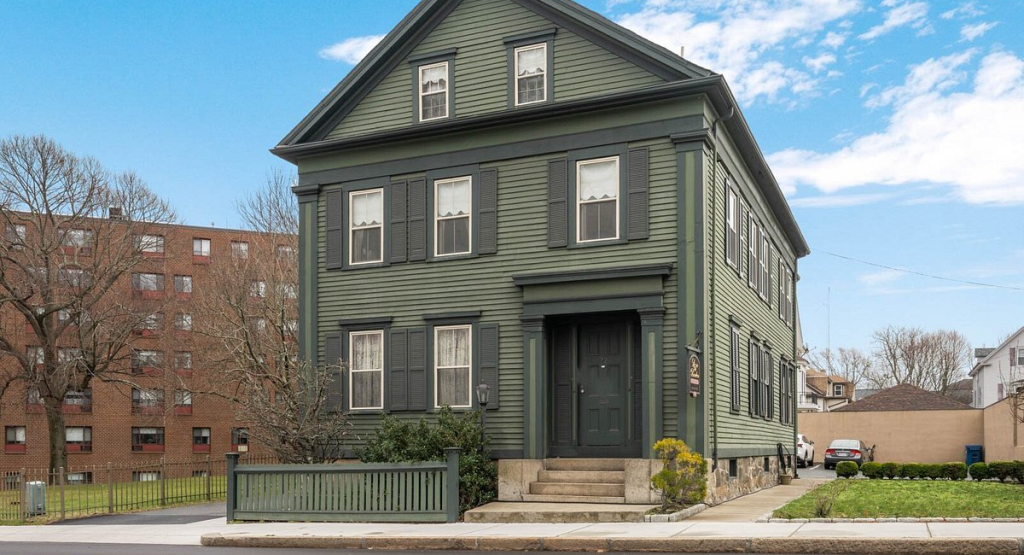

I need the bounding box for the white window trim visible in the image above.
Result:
[514,43,547,106]
[433,176,473,257]
[193,238,211,256]
[748,218,758,289]
[434,324,473,409]
[759,231,769,300]
[575,156,620,244]
[833,384,844,397]
[349,330,384,411]
[785,267,794,326]
[348,189,384,265]
[726,186,738,268]
[419,61,449,122]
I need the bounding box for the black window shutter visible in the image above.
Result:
[627,148,649,240]
[767,353,774,420]
[389,329,409,411]
[731,328,741,412]
[739,205,748,281]
[324,332,344,412]
[408,179,427,262]
[547,159,568,248]
[390,181,408,264]
[478,169,498,255]
[407,327,427,410]
[325,190,344,269]
[478,323,499,409]
[748,339,756,416]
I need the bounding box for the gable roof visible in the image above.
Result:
[970,326,1024,377]
[833,383,973,412]
[276,0,711,148]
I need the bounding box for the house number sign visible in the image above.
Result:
[688,353,700,397]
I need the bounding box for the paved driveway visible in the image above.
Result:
[794,464,836,480]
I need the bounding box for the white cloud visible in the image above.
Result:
[789,192,897,207]
[318,35,386,65]
[768,50,1024,205]
[858,269,904,286]
[821,31,848,49]
[859,0,930,40]
[960,21,997,41]
[940,1,983,19]
[804,53,838,73]
[615,0,861,104]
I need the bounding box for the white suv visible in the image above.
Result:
[796,434,815,467]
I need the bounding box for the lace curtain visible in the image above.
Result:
[517,47,545,76]
[579,159,618,201]
[351,191,382,227]
[436,179,471,217]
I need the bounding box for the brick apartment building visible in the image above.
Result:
[1,217,291,476]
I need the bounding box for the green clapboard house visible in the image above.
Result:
[274,0,810,505]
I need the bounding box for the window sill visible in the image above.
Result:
[427,252,478,263]
[566,237,628,249]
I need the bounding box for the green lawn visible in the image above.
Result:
[773,480,1024,519]
[0,476,227,524]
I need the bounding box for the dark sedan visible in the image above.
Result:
[823,439,873,469]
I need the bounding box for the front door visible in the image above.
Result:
[578,322,628,447]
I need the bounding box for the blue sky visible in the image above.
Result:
[2,0,1022,359]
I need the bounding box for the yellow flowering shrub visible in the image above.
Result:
[650,438,708,509]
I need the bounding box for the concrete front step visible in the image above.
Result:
[530,481,625,497]
[465,501,656,523]
[543,458,626,472]
[537,470,626,483]
[521,493,626,504]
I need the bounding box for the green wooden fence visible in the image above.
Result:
[226,448,460,523]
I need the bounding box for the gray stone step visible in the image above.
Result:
[530,481,626,497]
[537,470,626,483]
[521,493,627,504]
[543,458,626,471]
[465,501,656,523]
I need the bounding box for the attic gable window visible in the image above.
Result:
[515,44,547,105]
[419,62,449,122]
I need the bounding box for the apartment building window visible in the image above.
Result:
[5,426,26,453]
[192,238,211,263]
[231,428,249,452]
[133,471,161,481]
[192,428,211,453]
[62,229,93,255]
[131,349,164,374]
[66,472,92,485]
[27,346,44,366]
[63,388,92,413]
[59,266,91,288]
[135,234,164,257]
[279,283,297,299]
[132,388,164,415]
[349,330,384,411]
[276,245,295,259]
[174,275,193,296]
[136,312,163,336]
[65,427,92,452]
[434,177,472,256]
[6,223,27,249]
[174,390,193,415]
[250,281,267,298]
[231,241,249,259]
[174,313,192,332]
[175,351,193,372]
[132,273,165,298]
[131,427,165,452]
[349,189,384,264]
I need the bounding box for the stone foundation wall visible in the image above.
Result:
[705,455,781,505]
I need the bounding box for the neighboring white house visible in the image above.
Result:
[970,327,1024,408]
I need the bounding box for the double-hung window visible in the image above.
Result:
[747,218,758,289]
[435,177,472,256]
[576,157,619,243]
[419,62,449,122]
[759,232,769,300]
[434,325,472,408]
[726,185,738,268]
[192,238,211,259]
[349,189,383,265]
[66,427,92,452]
[349,331,384,410]
[515,44,547,105]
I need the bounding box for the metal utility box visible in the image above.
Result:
[965,444,984,466]
[24,481,46,516]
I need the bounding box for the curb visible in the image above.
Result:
[644,503,708,522]
[758,517,1024,523]
[201,534,1024,554]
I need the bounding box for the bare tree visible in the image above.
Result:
[868,326,971,393]
[807,346,873,390]
[0,135,176,471]
[193,171,348,463]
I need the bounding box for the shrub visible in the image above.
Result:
[880,462,900,479]
[1012,461,1024,484]
[942,462,968,481]
[898,463,922,479]
[988,461,1015,483]
[650,438,708,510]
[836,461,859,478]
[812,480,849,518]
[968,462,990,481]
[859,462,882,479]
[357,407,497,515]
[923,464,944,480]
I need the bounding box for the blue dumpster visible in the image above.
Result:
[965,444,983,465]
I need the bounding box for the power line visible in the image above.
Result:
[818,250,1024,292]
